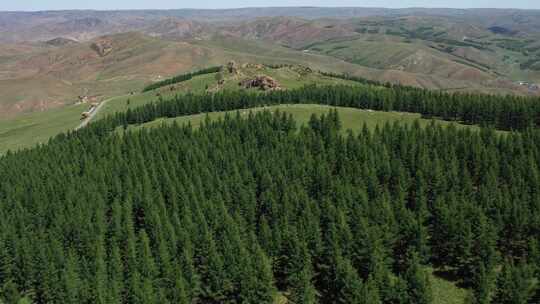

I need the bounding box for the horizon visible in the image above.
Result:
[2,6,540,12]
[2,1,540,12]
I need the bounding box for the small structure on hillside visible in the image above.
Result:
[78,95,89,103]
[517,81,539,91]
[80,103,99,120]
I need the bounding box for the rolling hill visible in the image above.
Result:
[223,17,358,49]
[1,8,540,121]
[1,77,538,304]
[123,104,485,135]
[1,7,539,304]
[0,64,362,154]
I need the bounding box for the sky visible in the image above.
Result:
[1,0,539,11]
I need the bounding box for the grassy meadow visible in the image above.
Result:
[0,104,88,154]
[123,104,482,134]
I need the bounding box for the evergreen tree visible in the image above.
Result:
[403,251,432,304]
[335,256,363,304]
[491,260,535,304]
[0,104,538,303]
[240,243,276,304]
[289,242,318,304]
[63,252,82,304]
[1,280,21,304]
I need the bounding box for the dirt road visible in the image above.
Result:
[75,96,120,130]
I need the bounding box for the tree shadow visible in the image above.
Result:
[432,268,465,287]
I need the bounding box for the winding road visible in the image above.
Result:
[75,96,118,130]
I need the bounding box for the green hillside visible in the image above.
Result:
[2,61,534,155]
[97,64,362,119]
[0,65,360,154]
[307,38,495,81]
[1,9,540,304]
[124,104,482,134]
[0,96,538,303]
[0,104,87,154]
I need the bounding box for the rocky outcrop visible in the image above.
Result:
[90,39,113,57]
[240,75,281,91]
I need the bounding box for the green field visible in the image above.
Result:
[0,65,498,155]
[309,39,428,69]
[0,103,87,154]
[0,102,484,156]
[429,268,468,304]
[97,66,361,119]
[124,104,482,134]
[0,66,359,154]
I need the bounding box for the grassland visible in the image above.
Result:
[0,103,87,154]
[306,37,498,82]
[429,268,469,304]
[0,63,502,155]
[0,63,361,154]
[0,100,487,156]
[123,104,482,134]
[0,66,362,154]
[309,38,428,69]
[97,65,361,119]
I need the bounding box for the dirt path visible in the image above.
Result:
[75,96,120,130]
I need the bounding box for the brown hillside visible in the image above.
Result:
[143,18,215,40]
[226,17,358,49]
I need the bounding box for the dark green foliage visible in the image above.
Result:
[0,90,540,303]
[491,260,536,304]
[335,257,364,304]
[112,80,540,133]
[1,280,21,304]
[289,262,318,304]
[141,66,222,92]
[404,251,433,304]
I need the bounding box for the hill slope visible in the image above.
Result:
[2,10,540,117]
[0,64,360,153]
[0,88,537,303]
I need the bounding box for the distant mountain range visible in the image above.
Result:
[2,8,540,42]
[0,7,540,116]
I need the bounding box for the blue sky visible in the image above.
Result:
[1,0,539,11]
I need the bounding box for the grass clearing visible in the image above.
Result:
[0,63,499,155]
[96,73,221,119]
[97,66,362,119]
[124,104,482,134]
[0,104,87,154]
[271,267,469,304]
[429,268,469,304]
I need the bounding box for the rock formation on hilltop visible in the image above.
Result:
[240,75,281,91]
[90,39,113,57]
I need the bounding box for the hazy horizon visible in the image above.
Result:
[2,1,540,12]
